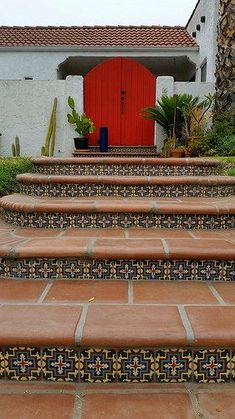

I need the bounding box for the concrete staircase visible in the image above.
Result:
[0,154,235,413]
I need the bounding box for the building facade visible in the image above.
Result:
[0,0,219,155]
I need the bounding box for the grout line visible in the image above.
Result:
[75,305,89,345]
[37,282,54,303]
[86,238,96,257]
[72,394,83,419]
[185,384,205,419]
[188,231,197,239]
[161,239,170,257]
[128,281,134,304]
[208,283,227,305]
[57,231,66,237]
[178,305,195,345]
[124,228,129,239]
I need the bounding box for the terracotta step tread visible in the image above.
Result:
[33,156,220,166]
[1,298,235,347]
[0,235,234,259]
[2,193,234,214]
[0,279,234,305]
[1,219,234,239]
[1,385,235,419]
[17,173,234,185]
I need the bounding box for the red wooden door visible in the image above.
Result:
[84,58,156,146]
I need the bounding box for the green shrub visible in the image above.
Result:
[189,111,235,156]
[228,167,235,176]
[216,135,235,156]
[0,157,33,196]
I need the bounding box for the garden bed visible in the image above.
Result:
[0,157,33,197]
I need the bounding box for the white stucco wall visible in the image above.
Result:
[174,81,215,99]
[0,75,215,156]
[186,0,219,82]
[0,76,83,157]
[0,48,199,81]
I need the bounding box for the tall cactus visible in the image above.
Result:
[41,98,57,157]
[12,136,21,157]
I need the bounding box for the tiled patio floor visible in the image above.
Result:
[1,382,235,418]
[0,279,235,347]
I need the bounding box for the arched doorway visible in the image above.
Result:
[84,57,156,146]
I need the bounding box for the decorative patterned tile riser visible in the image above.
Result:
[34,164,217,176]
[3,210,234,230]
[73,153,160,157]
[0,347,234,383]
[78,146,158,152]
[20,184,234,198]
[0,258,234,281]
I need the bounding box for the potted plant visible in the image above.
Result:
[171,145,185,158]
[182,94,214,148]
[67,96,95,150]
[143,94,201,157]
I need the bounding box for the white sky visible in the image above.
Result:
[0,0,198,27]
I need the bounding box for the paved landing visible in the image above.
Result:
[0,382,235,418]
[0,279,235,347]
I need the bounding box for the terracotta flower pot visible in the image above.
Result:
[170,149,185,158]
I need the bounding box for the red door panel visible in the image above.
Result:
[84,58,122,146]
[121,58,156,146]
[84,58,156,146]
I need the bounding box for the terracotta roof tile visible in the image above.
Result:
[0,25,197,48]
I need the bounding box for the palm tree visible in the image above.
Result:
[215,0,235,112]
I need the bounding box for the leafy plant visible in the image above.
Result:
[143,94,201,145]
[188,110,235,156]
[67,96,95,136]
[182,94,214,138]
[216,135,235,156]
[0,157,33,196]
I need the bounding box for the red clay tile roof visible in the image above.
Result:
[0,25,197,48]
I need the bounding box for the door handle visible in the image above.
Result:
[120,91,126,114]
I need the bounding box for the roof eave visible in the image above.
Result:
[185,0,201,28]
[0,45,199,52]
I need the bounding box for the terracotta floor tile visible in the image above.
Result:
[80,382,187,391]
[81,305,187,347]
[14,228,61,238]
[63,228,125,238]
[133,282,218,304]
[0,394,75,419]
[127,228,191,238]
[198,392,235,419]
[186,306,235,347]
[212,283,235,304]
[92,238,166,259]
[0,382,77,391]
[45,280,128,303]
[14,238,90,258]
[0,305,82,346]
[81,393,196,419]
[166,238,235,260]
[0,280,47,301]
[190,230,235,240]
